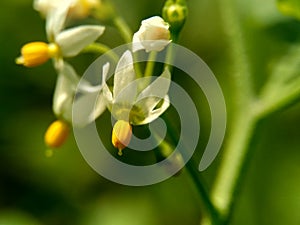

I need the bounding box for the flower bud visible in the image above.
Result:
[16,42,59,67]
[34,0,101,19]
[44,120,70,148]
[69,0,101,19]
[162,0,188,33]
[112,120,132,156]
[132,16,171,52]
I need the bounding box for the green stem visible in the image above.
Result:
[185,160,222,225]
[164,33,178,71]
[219,0,254,104]
[210,0,257,222]
[82,43,119,63]
[144,51,157,77]
[163,116,221,224]
[210,113,258,219]
[112,16,145,78]
[113,16,133,43]
[257,84,300,118]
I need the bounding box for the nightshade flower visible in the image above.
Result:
[102,50,171,155]
[53,62,106,127]
[132,16,171,52]
[44,61,106,148]
[34,0,101,19]
[16,0,105,67]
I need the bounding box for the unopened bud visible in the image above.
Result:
[162,0,188,33]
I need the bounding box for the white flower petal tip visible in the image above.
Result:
[56,25,105,57]
[45,0,73,40]
[132,16,171,52]
[113,51,135,99]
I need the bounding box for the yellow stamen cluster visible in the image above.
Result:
[112,120,132,156]
[44,120,70,148]
[16,42,60,67]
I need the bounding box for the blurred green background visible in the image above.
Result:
[1,0,300,224]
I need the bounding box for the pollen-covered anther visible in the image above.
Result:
[16,42,60,67]
[44,120,70,148]
[112,120,132,156]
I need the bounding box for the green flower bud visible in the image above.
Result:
[162,0,188,34]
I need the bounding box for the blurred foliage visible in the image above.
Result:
[1,0,300,225]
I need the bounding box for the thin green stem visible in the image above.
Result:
[162,116,221,224]
[144,51,157,77]
[82,43,119,63]
[112,16,144,78]
[164,33,178,71]
[185,160,222,225]
[113,16,133,43]
[257,84,300,118]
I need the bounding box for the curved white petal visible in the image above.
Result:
[101,63,113,106]
[53,73,75,123]
[46,0,72,41]
[132,31,144,52]
[53,62,79,122]
[142,40,171,52]
[113,50,136,100]
[56,25,105,57]
[135,67,171,111]
[72,92,106,127]
[78,81,102,93]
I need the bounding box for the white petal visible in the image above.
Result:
[113,51,136,100]
[33,0,62,16]
[46,0,72,41]
[134,95,170,125]
[53,62,79,122]
[142,40,171,52]
[72,92,106,127]
[132,30,145,52]
[101,63,114,106]
[136,67,171,111]
[56,25,105,57]
[77,80,103,93]
[53,74,74,122]
[142,16,170,30]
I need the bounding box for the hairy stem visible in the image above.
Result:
[210,0,257,222]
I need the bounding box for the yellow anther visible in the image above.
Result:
[16,42,60,67]
[112,120,132,156]
[44,120,70,148]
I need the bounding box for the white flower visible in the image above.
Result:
[17,0,105,67]
[53,62,106,127]
[132,16,171,52]
[102,50,171,125]
[34,0,100,19]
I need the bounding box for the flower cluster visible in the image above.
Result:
[16,0,180,156]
